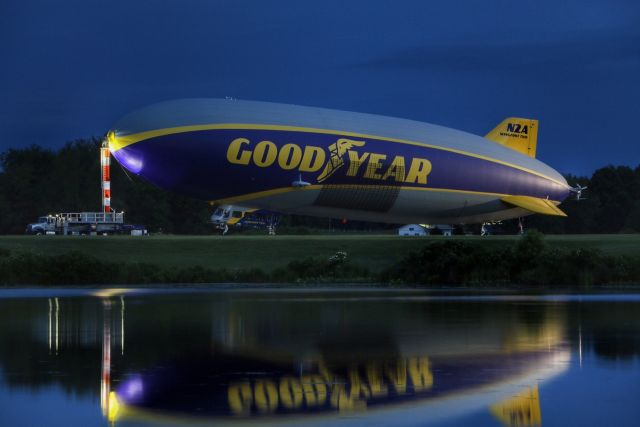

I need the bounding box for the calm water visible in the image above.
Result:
[1,289,639,427]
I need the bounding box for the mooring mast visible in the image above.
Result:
[101,140,111,213]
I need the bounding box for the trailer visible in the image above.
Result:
[25,212,146,235]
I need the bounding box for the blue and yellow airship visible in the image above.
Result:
[107,99,571,223]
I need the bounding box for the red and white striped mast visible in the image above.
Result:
[101,138,112,214]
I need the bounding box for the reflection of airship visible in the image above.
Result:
[107,99,570,224]
[107,346,569,426]
[100,294,569,426]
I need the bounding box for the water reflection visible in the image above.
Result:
[104,292,568,426]
[1,290,639,426]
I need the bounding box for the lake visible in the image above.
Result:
[0,288,639,426]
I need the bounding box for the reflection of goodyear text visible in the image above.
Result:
[489,386,541,427]
[226,137,433,184]
[227,357,433,415]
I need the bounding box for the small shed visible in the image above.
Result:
[434,224,455,237]
[398,224,429,236]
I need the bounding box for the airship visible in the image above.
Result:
[107,99,571,224]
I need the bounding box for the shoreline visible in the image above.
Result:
[2,233,639,287]
[2,282,640,292]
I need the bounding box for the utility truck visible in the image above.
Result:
[25,212,146,235]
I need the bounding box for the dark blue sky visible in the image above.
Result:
[1,0,639,176]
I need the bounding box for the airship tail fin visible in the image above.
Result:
[501,195,567,216]
[485,118,538,158]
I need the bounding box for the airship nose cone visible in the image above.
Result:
[107,128,219,200]
[111,145,144,174]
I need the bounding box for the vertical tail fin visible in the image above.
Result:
[485,118,538,158]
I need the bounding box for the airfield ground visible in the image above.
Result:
[1,234,638,274]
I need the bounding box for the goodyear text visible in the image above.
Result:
[226,137,432,185]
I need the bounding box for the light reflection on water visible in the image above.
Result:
[0,289,639,426]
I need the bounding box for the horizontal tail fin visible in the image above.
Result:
[485,118,538,158]
[501,195,567,217]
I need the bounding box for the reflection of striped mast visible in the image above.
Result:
[101,297,125,423]
[101,141,111,213]
[101,300,111,416]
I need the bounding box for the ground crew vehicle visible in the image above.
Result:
[210,205,280,235]
[25,212,146,236]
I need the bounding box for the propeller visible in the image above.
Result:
[570,184,588,200]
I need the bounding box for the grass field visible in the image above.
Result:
[1,234,638,273]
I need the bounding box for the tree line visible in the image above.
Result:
[0,139,212,234]
[0,139,638,234]
[524,167,640,233]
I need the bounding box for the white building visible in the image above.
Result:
[398,224,455,236]
[435,224,455,236]
[398,224,429,236]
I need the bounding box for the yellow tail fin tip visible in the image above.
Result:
[486,118,538,158]
[502,195,567,217]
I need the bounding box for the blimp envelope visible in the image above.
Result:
[107,99,571,224]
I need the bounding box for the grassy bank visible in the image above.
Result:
[0,233,639,286]
[1,234,639,274]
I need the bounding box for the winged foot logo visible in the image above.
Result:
[226,136,432,185]
[316,138,366,182]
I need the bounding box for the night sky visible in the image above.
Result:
[1,0,639,176]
